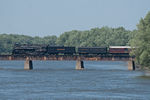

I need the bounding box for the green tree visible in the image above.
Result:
[43,35,57,45]
[130,11,150,69]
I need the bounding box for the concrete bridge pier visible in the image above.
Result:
[128,60,135,71]
[76,60,84,70]
[24,59,33,70]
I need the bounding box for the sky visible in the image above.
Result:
[0,0,150,37]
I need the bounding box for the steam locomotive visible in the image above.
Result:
[12,44,76,55]
[12,44,131,56]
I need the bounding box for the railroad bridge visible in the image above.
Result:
[0,55,135,70]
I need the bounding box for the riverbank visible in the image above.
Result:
[136,64,150,76]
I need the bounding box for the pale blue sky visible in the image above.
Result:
[0,0,150,36]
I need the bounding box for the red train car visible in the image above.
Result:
[109,46,131,55]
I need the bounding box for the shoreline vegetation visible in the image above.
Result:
[0,11,150,70]
[130,11,150,71]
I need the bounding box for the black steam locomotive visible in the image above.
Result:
[12,44,131,56]
[12,44,47,55]
[12,44,76,55]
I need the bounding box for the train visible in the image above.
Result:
[12,44,76,56]
[12,44,131,56]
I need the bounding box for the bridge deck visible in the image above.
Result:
[0,55,133,61]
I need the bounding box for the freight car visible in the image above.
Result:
[47,46,76,55]
[109,46,131,56]
[77,47,107,55]
[12,44,47,55]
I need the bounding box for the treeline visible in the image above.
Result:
[56,27,133,47]
[0,34,57,54]
[0,27,133,54]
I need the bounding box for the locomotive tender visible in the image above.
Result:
[12,44,131,56]
[47,46,75,55]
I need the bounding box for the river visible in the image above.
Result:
[0,61,150,100]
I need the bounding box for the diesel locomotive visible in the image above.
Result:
[78,47,107,55]
[12,44,131,56]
